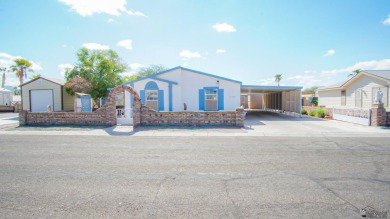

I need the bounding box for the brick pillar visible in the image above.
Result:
[19,110,28,126]
[235,107,245,127]
[370,104,387,126]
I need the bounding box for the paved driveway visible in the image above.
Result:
[242,111,389,137]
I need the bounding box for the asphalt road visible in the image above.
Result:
[0,135,389,218]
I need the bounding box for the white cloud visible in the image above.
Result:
[0,52,42,71]
[82,43,110,50]
[255,77,275,86]
[129,63,143,70]
[383,15,390,25]
[216,49,226,53]
[323,49,335,57]
[285,74,321,88]
[117,39,133,50]
[58,64,74,76]
[0,52,42,86]
[58,0,146,17]
[180,50,202,58]
[124,9,146,17]
[321,59,390,76]
[213,23,236,32]
[62,44,68,48]
[107,18,115,23]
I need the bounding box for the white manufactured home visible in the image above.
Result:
[124,66,242,111]
[0,88,13,106]
[120,66,302,115]
[318,70,390,110]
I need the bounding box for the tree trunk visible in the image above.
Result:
[19,69,23,86]
[1,72,5,88]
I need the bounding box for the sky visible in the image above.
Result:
[0,0,390,88]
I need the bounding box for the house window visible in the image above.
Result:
[115,92,124,107]
[341,90,346,106]
[355,88,362,108]
[205,88,218,111]
[146,90,158,110]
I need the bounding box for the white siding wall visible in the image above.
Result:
[318,75,389,109]
[133,68,241,111]
[318,90,341,107]
[22,79,62,111]
[344,75,388,108]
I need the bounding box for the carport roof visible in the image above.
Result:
[241,85,302,93]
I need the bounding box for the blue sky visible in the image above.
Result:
[0,0,389,88]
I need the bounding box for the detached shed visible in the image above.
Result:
[21,77,74,112]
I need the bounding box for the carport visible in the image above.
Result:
[241,85,303,116]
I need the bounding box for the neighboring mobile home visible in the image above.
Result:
[318,70,390,110]
[21,77,74,112]
[0,88,13,106]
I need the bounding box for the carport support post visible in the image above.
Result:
[294,90,296,117]
[300,90,303,117]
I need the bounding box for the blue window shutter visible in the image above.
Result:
[140,90,145,104]
[218,89,224,110]
[199,89,205,110]
[130,94,133,107]
[158,90,164,111]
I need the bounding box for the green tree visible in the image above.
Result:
[30,73,42,79]
[348,69,361,77]
[304,86,319,92]
[274,74,282,86]
[10,58,34,85]
[119,74,139,84]
[120,64,167,83]
[65,48,127,103]
[136,64,167,78]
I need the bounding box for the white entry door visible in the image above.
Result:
[30,90,54,112]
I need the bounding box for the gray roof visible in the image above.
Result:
[21,77,65,87]
[318,81,345,90]
[362,70,390,80]
[45,77,65,85]
[318,70,390,91]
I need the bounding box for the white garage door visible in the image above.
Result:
[30,90,54,112]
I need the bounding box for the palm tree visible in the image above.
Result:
[348,69,361,77]
[274,74,282,86]
[10,58,34,85]
[0,67,8,88]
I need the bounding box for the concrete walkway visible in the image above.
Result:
[0,111,389,137]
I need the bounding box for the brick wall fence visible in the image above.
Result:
[140,105,244,127]
[19,85,245,127]
[20,85,141,127]
[302,106,333,117]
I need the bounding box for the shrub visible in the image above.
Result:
[316,108,326,118]
[301,108,307,115]
[309,110,316,116]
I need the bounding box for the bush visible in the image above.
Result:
[316,108,326,118]
[301,108,307,115]
[309,110,316,116]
